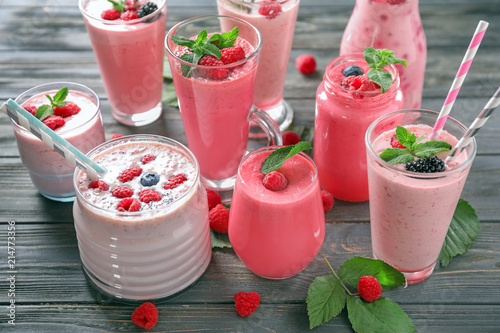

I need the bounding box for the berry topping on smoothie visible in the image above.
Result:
[258,1,282,19]
[118,166,143,182]
[89,179,110,191]
[140,172,160,187]
[405,156,445,173]
[23,105,37,116]
[137,2,158,18]
[100,1,158,21]
[164,173,188,190]
[390,135,406,148]
[121,10,138,20]
[140,154,156,164]
[341,75,379,91]
[263,170,288,191]
[42,115,65,130]
[221,46,246,64]
[117,197,141,212]
[101,8,121,20]
[111,186,134,198]
[342,64,364,77]
[198,55,228,80]
[53,102,81,118]
[139,189,162,203]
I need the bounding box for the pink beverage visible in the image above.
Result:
[79,0,167,126]
[366,110,477,284]
[340,0,426,109]
[314,54,403,202]
[73,135,211,301]
[229,147,325,279]
[12,82,105,202]
[217,0,301,131]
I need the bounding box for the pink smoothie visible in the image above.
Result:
[314,54,403,202]
[367,123,473,282]
[12,86,105,201]
[73,136,211,301]
[79,0,166,126]
[217,0,300,109]
[229,148,325,279]
[340,0,426,109]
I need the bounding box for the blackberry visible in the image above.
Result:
[137,2,158,18]
[405,156,445,173]
[140,172,160,187]
[342,65,364,77]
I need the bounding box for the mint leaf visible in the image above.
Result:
[413,141,452,159]
[347,296,416,333]
[396,125,416,149]
[179,53,201,77]
[35,104,54,121]
[367,68,393,93]
[306,275,347,329]
[364,47,407,93]
[169,35,196,48]
[338,257,405,291]
[439,199,480,266]
[107,0,125,12]
[379,147,414,165]
[52,87,68,104]
[285,125,315,157]
[260,141,312,174]
[210,27,239,49]
[210,230,232,249]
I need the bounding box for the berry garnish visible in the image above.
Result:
[101,9,122,20]
[121,11,138,21]
[24,105,37,116]
[53,102,81,118]
[137,2,158,18]
[220,46,246,65]
[198,55,228,80]
[111,186,134,198]
[139,189,162,203]
[321,190,334,212]
[341,75,380,92]
[263,170,288,191]
[125,0,138,11]
[42,115,65,130]
[110,133,123,140]
[363,47,407,93]
[405,156,445,173]
[387,0,407,4]
[296,54,317,75]
[140,172,160,187]
[164,174,188,190]
[118,167,143,183]
[258,1,282,19]
[117,198,141,212]
[89,180,109,191]
[206,189,222,211]
[260,142,312,174]
[31,87,72,124]
[390,135,406,149]
[209,204,229,234]
[141,154,156,164]
[342,64,364,77]
[131,302,158,329]
[282,131,301,146]
[357,276,383,302]
[234,291,261,317]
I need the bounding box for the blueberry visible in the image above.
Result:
[342,65,364,77]
[140,172,160,187]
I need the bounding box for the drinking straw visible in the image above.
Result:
[430,20,489,140]
[445,86,500,164]
[0,99,106,179]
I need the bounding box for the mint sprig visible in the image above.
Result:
[260,141,312,174]
[107,0,125,12]
[30,87,68,121]
[209,27,239,49]
[379,126,452,165]
[364,47,407,93]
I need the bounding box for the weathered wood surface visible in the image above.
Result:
[1,0,500,332]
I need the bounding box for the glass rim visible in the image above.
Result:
[73,134,201,217]
[78,0,167,25]
[219,0,299,5]
[365,108,478,179]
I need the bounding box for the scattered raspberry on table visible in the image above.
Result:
[296,54,317,75]
[358,275,383,302]
[131,302,159,329]
[234,291,261,317]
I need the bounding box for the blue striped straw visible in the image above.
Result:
[445,86,500,164]
[1,99,106,179]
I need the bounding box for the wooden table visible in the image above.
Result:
[1,0,500,331]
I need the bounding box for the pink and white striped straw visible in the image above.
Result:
[430,20,489,140]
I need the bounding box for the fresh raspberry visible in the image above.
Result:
[341,75,380,92]
[164,174,188,190]
[258,1,282,19]
[125,0,138,11]
[117,198,141,212]
[23,105,37,116]
[390,135,406,149]
[42,115,65,130]
[118,167,143,183]
[234,291,261,317]
[141,154,156,164]
[198,55,228,80]
[206,189,222,211]
[263,171,288,191]
[110,133,123,140]
[101,9,122,20]
[282,131,300,146]
[358,276,383,302]
[321,190,334,212]
[387,0,406,4]
[111,186,134,198]
[295,54,317,75]
[121,11,138,21]
[131,302,158,329]
[221,46,246,65]
[88,180,109,191]
[139,189,162,203]
[209,204,229,233]
[53,102,81,118]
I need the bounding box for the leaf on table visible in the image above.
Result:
[210,230,232,249]
[439,199,480,266]
[306,275,347,329]
[162,84,178,107]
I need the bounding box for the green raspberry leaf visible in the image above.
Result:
[379,148,414,165]
[338,257,405,291]
[169,35,196,48]
[347,296,416,333]
[367,69,393,93]
[35,104,54,121]
[439,199,480,266]
[210,230,232,249]
[210,26,239,49]
[306,275,347,329]
[413,141,452,159]
[260,141,312,174]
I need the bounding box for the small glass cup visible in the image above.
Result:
[365,109,477,284]
[229,146,325,279]
[79,0,167,126]
[12,82,105,202]
[165,15,282,202]
[73,135,211,302]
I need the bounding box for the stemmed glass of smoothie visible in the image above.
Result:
[79,0,167,126]
[365,109,477,284]
[165,15,282,202]
[217,0,301,133]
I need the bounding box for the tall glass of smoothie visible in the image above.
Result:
[73,135,212,301]
[365,109,477,284]
[217,0,301,133]
[314,53,403,202]
[229,146,325,279]
[79,0,167,126]
[12,82,105,202]
[165,15,282,202]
